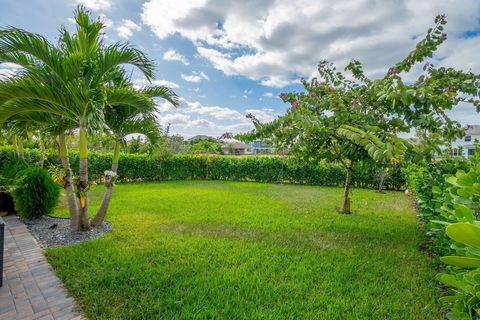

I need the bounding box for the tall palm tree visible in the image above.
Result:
[0,6,178,230]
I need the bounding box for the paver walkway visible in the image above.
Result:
[0,215,83,320]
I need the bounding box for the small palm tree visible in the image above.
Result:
[0,6,178,230]
[90,82,175,226]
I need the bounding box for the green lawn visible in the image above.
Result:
[47,181,440,319]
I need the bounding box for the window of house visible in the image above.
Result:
[465,135,472,142]
[468,148,475,156]
[450,148,459,157]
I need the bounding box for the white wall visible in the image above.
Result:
[450,134,480,156]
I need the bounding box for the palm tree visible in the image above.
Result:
[90,100,164,226]
[0,6,177,230]
[1,111,81,226]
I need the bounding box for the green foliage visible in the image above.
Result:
[11,166,60,219]
[403,158,471,255]
[190,139,221,154]
[0,157,28,186]
[240,15,479,170]
[0,147,405,189]
[437,223,480,319]
[405,153,480,319]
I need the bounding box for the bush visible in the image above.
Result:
[12,166,61,219]
[404,154,480,319]
[0,146,406,190]
[1,158,29,187]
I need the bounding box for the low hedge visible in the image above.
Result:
[0,147,405,190]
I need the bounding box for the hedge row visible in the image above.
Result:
[0,147,405,189]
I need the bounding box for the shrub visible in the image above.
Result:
[404,153,480,319]
[1,158,29,187]
[12,166,60,219]
[0,146,406,190]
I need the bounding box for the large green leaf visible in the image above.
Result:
[437,273,460,288]
[453,205,475,223]
[441,256,480,268]
[446,223,480,248]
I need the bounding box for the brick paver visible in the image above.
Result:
[0,215,84,320]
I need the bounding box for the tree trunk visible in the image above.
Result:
[12,136,18,158]
[38,139,45,168]
[58,133,79,229]
[91,141,120,227]
[17,139,25,160]
[76,122,90,230]
[341,167,353,214]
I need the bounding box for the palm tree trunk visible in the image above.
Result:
[91,141,120,227]
[38,139,45,168]
[58,133,79,228]
[341,166,353,214]
[12,136,18,158]
[76,122,90,230]
[17,138,25,160]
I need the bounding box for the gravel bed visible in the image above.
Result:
[23,216,112,248]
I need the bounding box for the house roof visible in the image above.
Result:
[221,142,252,149]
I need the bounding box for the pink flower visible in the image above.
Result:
[291,101,299,107]
[441,33,447,40]
[351,101,358,108]
[308,92,316,97]
[279,93,287,98]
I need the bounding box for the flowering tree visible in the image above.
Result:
[239,15,480,214]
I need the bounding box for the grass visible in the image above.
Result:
[47,181,440,319]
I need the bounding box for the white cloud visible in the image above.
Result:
[263,92,273,97]
[155,97,278,136]
[163,49,190,65]
[199,71,210,80]
[99,14,114,28]
[0,63,21,80]
[133,78,180,89]
[181,71,210,83]
[157,113,191,125]
[245,108,277,123]
[116,19,141,39]
[181,74,203,83]
[191,119,215,127]
[142,0,480,88]
[76,0,112,11]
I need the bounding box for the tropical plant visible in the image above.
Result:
[90,88,169,226]
[239,15,479,214]
[438,223,480,319]
[0,6,177,230]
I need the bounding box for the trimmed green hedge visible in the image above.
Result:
[0,147,405,189]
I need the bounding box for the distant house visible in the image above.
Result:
[247,140,275,155]
[221,141,253,155]
[449,125,480,157]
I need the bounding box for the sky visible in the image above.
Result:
[0,0,479,138]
